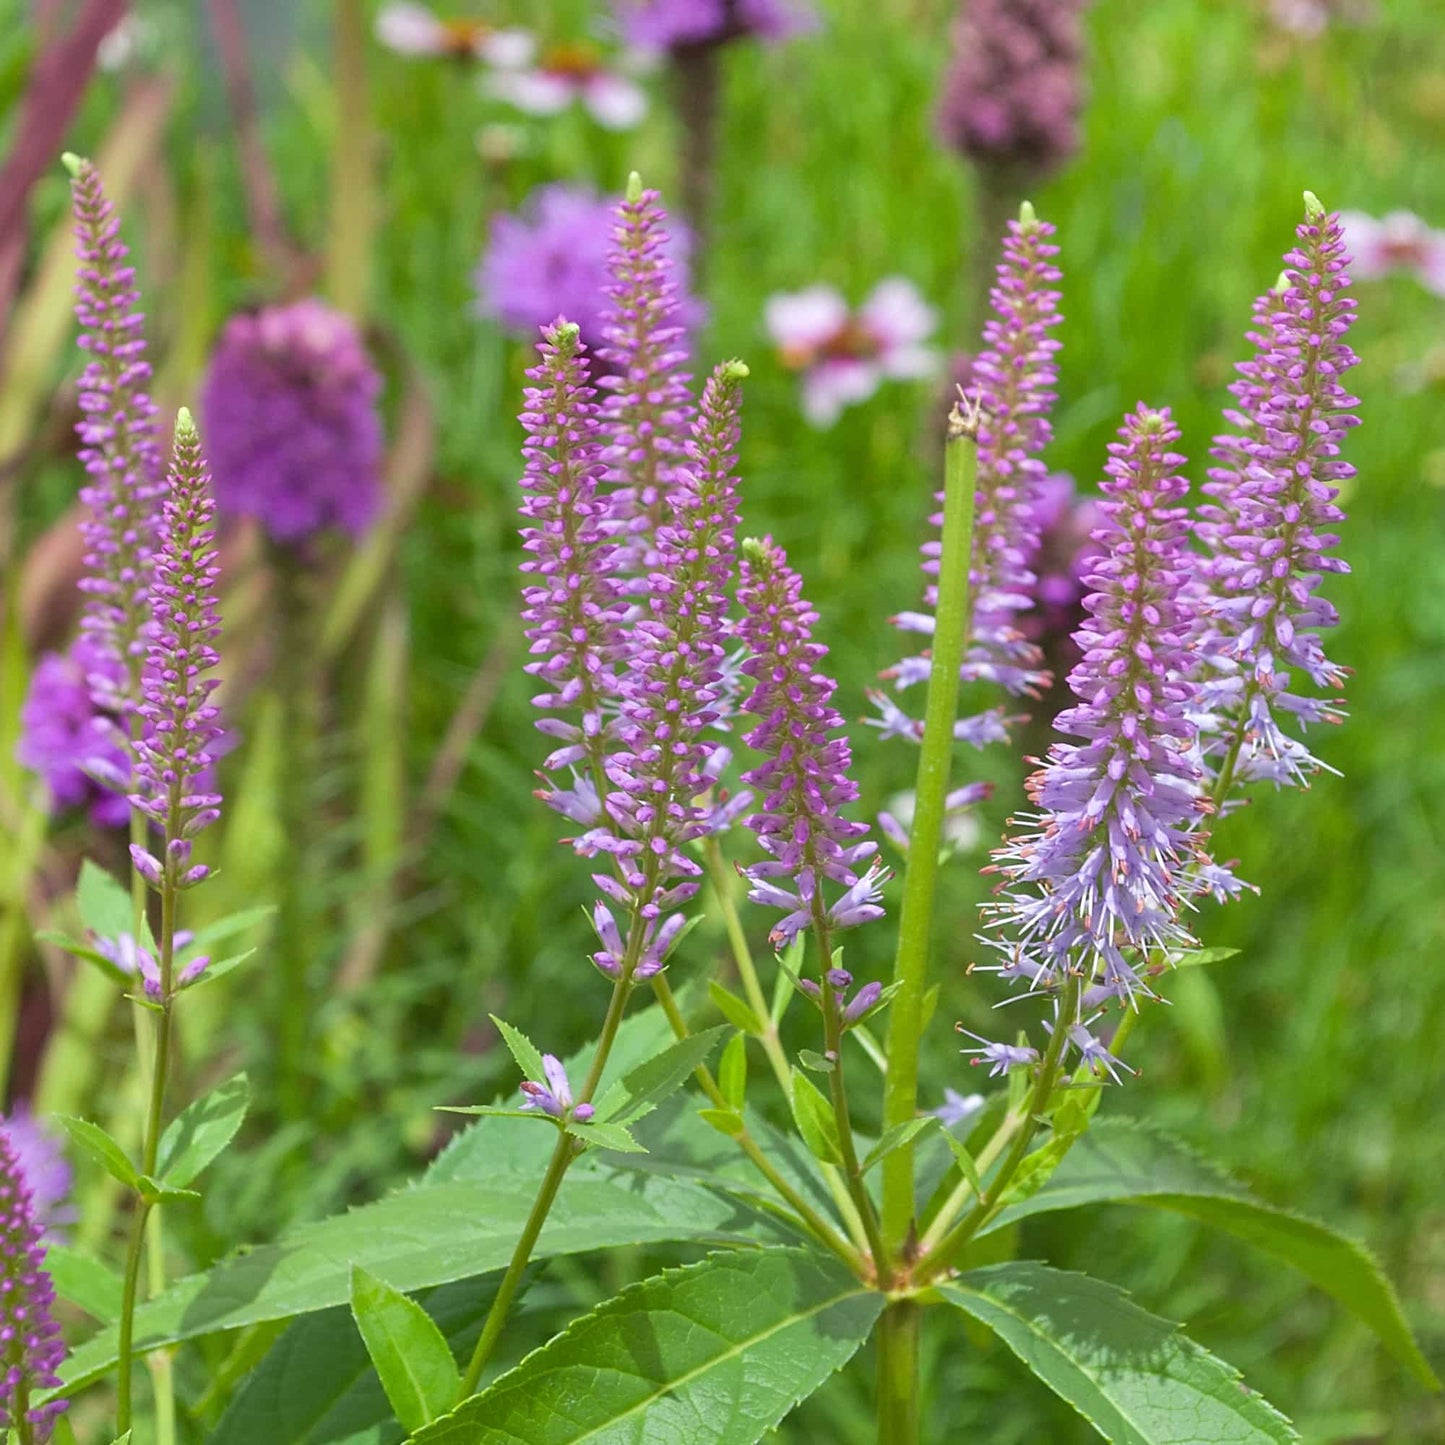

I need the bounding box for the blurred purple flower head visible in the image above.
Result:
[0,1110,73,1241]
[16,637,129,828]
[484,40,648,130]
[1020,472,1101,643]
[614,0,817,51]
[1338,209,1445,295]
[201,300,383,544]
[937,0,1086,174]
[478,184,699,353]
[765,278,939,427]
[932,1087,985,1128]
[375,3,535,64]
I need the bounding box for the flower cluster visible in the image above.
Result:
[1337,208,1445,296]
[735,536,885,950]
[765,278,939,428]
[519,1056,595,1121]
[614,0,817,51]
[0,1127,66,1439]
[201,299,383,544]
[936,0,1087,175]
[1193,198,1359,791]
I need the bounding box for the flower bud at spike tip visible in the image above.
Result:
[626,170,643,203]
[61,150,83,177]
[721,358,750,383]
[1303,190,1325,220]
[176,405,196,439]
[1273,270,1291,295]
[1019,199,1038,227]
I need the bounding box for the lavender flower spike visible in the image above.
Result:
[0,1127,67,1440]
[518,321,626,828]
[981,406,1206,1044]
[130,410,224,914]
[66,152,165,707]
[737,536,885,950]
[1193,194,1360,792]
[878,204,1062,742]
[598,175,698,581]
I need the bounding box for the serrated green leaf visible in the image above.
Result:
[791,1069,843,1166]
[75,860,134,944]
[58,1115,139,1190]
[435,1106,547,1122]
[940,1262,1297,1443]
[487,1016,547,1086]
[698,1106,746,1138]
[862,1117,938,1174]
[58,1172,768,1392]
[593,1026,725,1126]
[46,1245,123,1323]
[349,1265,460,1434]
[157,1073,249,1188]
[564,1120,646,1154]
[412,1250,883,1444]
[708,980,763,1035]
[137,1174,201,1206]
[719,1034,747,1109]
[983,1119,1439,1389]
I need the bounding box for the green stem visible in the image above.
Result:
[915,1097,1025,1256]
[326,0,373,317]
[875,1300,922,1445]
[880,422,979,1248]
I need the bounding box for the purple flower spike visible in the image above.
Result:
[519,1055,593,1121]
[615,0,818,52]
[879,207,1062,743]
[131,411,224,880]
[736,536,885,951]
[0,1127,67,1439]
[981,406,1206,1045]
[67,153,165,707]
[1194,196,1359,793]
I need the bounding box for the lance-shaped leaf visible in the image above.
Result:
[940,1262,1298,1444]
[411,1249,883,1444]
[592,1026,726,1126]
[156,1073,249,1188]
[349,1266,459,1435]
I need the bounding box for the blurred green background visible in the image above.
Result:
[3,0,1443,1438]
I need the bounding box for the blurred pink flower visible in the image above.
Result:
[614,0,817,51]
[765,278,939,427]
[375,3,534,65]
[485,41,648,130]
[1338,210,1445,295]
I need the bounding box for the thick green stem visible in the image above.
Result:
[880,424,979,1248]
[326,0,372,317]
[875,1300,922,1445]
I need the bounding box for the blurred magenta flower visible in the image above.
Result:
[200,299,383,544]
[1021,472,1101,642]
[374,3,534,64]
[1338,209,1445,295]
[484,40,648,130]
[765,278,939,427]
[613,0,817,50]
[0,1109,74,1241]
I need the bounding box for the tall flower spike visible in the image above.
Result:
[518,321,627,829]
[980,406,1206,1051]
[0,1127,67,1439]
[130,410,224,906]
[877,205,1062,744]
[1193,195,1359,793]
[737,536,885,950]
[597,176,698,582]
[66,153,165,710]
[590,362,746,979]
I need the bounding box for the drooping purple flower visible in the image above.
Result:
[0,1126,67,1439]
[877,207,1062,741]
[200,299,383,544]
[936,0,1087,174]
[979,406,1207,1063]
[0,1111,73,1242]
[1193,197,1359,792]
[130,411,224,910]
[67,153,165,708]
[15,637,130,828]
[736,536,885,951]
[614,0,817,51]
[519,1055,595,1121]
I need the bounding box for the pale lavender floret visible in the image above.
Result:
[519,1055,595,1121]
[201,299,383,544]
[0,1127,67,1438]
[958,1029,1039,1078]
[1193,202,1359,794]
[68,155,166,710]
[933,1087,986,1128]
[977,406,1207,1076]
[736,537,885,951]
[796,968,883,1025]
[91,930,205,1001]
[614,0,817,51]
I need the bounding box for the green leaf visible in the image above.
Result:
[940,1262,1297,1444]
[563,1120,646,1154]
[984,1119,1439,1389]
[349,1265,460,1435]
[34,930,129,983]
[1002,1088,1100,1206]
[1170,946,1240,968]
[435,1106,548,1123]
[862,1117,938,1174]
[136,1175,201,1206]
[790,1069,842,1166]
[708,980,764,1035]
[109,1435,132,1444]
[76,860,134,943]
[59,1172,769,1391]
[718,1033,747,1109]
[187,904,276,950]
[412,1250,883,1445]
[46,1245,123,1323]
[798,1049,836,1074]
[186,948,258,990]
[593,1026,725,1126]
[58,1115,139,1190]
[156,1073,249,1188]
[488,1016,546,1086]
[698,1107,746,1138]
